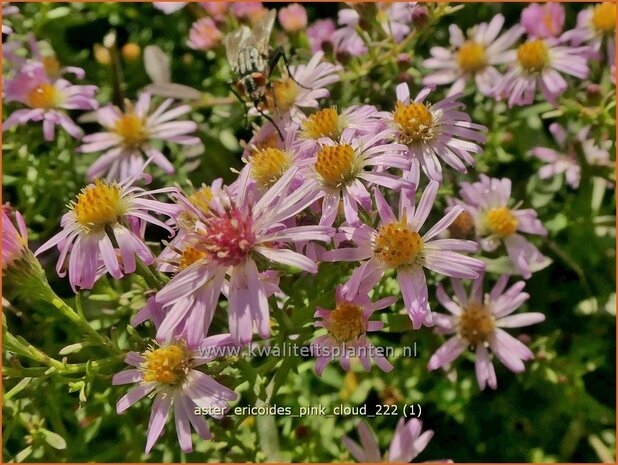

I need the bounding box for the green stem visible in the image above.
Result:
[136,260,165,290]
[46,290,121,354]
[3,355,124,378]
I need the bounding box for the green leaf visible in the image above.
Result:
[40,428,67,450]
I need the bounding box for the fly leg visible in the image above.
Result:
[269,47,312,90]
[229,82,250,129]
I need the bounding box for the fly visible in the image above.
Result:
[224,10,306,139]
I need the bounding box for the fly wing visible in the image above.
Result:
[224,26,252,72]
[251,9,276,56]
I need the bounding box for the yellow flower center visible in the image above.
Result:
[302,108,341,140]
[250,147,291,188]
[486,207,518,237]
[457,41,487,73]
[457,302,495,346]
[327,302,365,343]
[592,3,616,33]
[179,246,208,270]
[115,112,147,147]
[188,186,213,215]
[72,179,126,229]
[315,144,356,187]
[270,78,299,113]
[141,344,189,385]
[26,83,61,109]
[393,101,434,144]
[517,40,549,73]
[42,56,62,79]
[374,221,423,268]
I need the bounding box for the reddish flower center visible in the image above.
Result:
[201,209,255,266]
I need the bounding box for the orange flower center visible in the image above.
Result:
[251,147,291,188]
[115,112,147,147]
[327,302,365,343]
[26,83,61,109]
[393,102,434,144]
[592,3,616,33]
[188,186,213,215]
[458,302,495,346]
[72,179,125,229]
[315,144,356,187]
[486,207,518,237]
[302,108,341,140]
[374,221,423,268]
[517,40,549,73]
[141,344,189,385]
[179,247,208,270]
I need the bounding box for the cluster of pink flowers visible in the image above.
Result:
[423,3,607,107]
[6,3,608,459]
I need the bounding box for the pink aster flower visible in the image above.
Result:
[153,2,187,14]
[2,34,86,81]
[202,2,228,20]
[78,93,199,181]
[455,174,549,279]
[154,168,333,343]
[264,51,341,122]
[521,3,565,39]
[303,128,412,227]
[339,3,414,44]
[240,123,313,192]
[278,3,307,33]
[531,123,613,189]
[343,419,434,463]
[312,285,396,376]
[3,61,98,141]
[331,26,368,58]
[298,105,385,143]
[307,19,336,53]
[113,330,238,453]
[386,83,486,183]
[423,15,523,96]
[493,38,589,107]
[2,208,29,271]
[187,17,223,51]
[428,274,545,390]
[231,2,267,24]
[564,3,615,67]
[323,183,485,329]
[35,172,179,291]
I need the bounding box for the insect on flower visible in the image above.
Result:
[224,9,307,138]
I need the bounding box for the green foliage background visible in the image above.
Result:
[2,2,616,463]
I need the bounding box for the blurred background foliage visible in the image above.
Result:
[2,2,616,463]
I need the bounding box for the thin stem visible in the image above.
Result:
[46,290,121,354]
